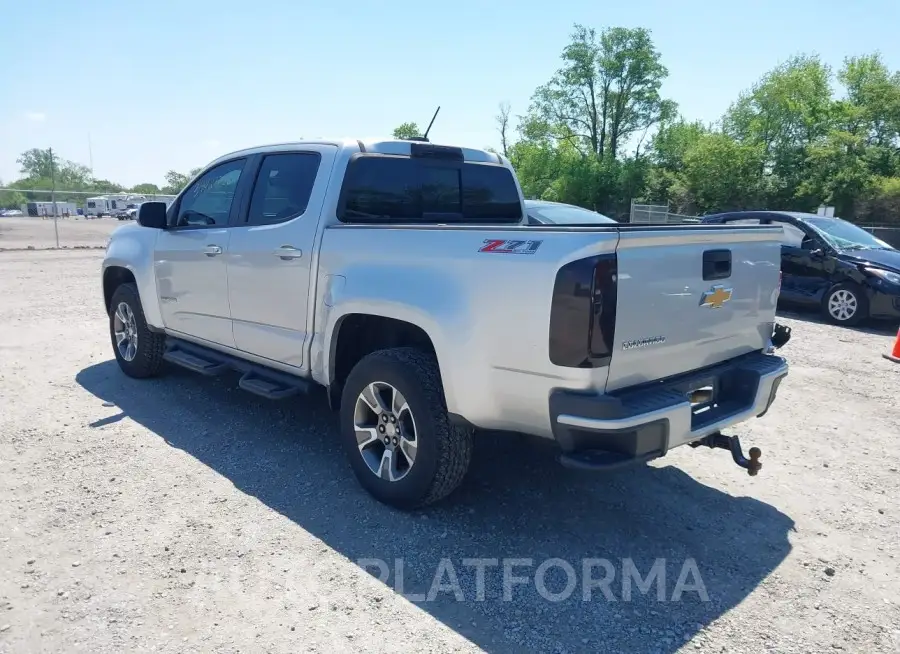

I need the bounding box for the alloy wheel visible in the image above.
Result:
[353,381,418,482]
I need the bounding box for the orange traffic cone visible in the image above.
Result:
[884,327,900,364]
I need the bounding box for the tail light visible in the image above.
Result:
[548,253,618,368]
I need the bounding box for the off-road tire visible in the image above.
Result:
[109,283,166,378]
[339,347,474,509]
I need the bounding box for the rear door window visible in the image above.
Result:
[246,153,321,225]
[339,156,522,223]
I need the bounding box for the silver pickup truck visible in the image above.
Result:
[101,138,790,508]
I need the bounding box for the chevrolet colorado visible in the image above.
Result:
[102,138,790,508]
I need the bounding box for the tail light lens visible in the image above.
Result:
[549,253,618,368]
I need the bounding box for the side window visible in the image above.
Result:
[770,221,806,248]
[175,159,246,228]
[246,153,321,226]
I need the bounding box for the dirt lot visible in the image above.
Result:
[0,217,119,250]
[0,250,899,654]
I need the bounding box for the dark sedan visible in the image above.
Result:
[701,210,900,325]
[524,200,617,225]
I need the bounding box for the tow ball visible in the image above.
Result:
[690,432,762,476]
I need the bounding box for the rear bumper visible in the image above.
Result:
[549,352,788,467]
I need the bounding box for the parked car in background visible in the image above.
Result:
[1,209,24,217]
[524,199,617,225]
[117,204,139,221]
[701,211,900,326]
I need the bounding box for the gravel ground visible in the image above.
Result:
[1,250,899,654]
[0,217,119,250]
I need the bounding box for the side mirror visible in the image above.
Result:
[137,202,168,229]
[809,247,826,258]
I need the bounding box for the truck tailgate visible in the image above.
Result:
[605,226,782,392]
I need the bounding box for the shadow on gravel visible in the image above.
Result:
[77,361,794,654]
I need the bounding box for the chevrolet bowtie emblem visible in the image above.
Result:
[700,285,733,309]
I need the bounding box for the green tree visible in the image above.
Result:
[16,148,93,190]
[161,168,202,195]
[680,133,766,214]
[131,183,162,194]
[643,119,708,205]
[528,24,672,160]
[859,176,900,225]
[835,54,900,178]
[392,122,422,139]
[723,54,834,206]
[800,130,872,217]
[17,148,55,179]
[90,178,124,193]
[0,179,27,209]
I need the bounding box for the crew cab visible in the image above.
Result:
[102,138,790,508]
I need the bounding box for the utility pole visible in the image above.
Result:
[49,147,59,248]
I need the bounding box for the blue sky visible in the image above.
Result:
[2,0,899,188]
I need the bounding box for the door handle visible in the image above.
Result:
[203,244,223,257]
[274,245,303,260]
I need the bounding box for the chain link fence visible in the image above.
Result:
[0,188,177,251]
[628,201,700,224]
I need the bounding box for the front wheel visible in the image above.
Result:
[339,347,474,509]
[822,282,868,326]
[109,283,166,378]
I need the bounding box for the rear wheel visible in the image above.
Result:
[822,282,868,326]
[339,347,473,509]
[109,283,166,378]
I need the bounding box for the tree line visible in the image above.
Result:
[6,24,900,226]
[399,25,900,225]
[0,148,202,209]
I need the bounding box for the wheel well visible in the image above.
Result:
[103,266,136,313]
[330,314,436,408]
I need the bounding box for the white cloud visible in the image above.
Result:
[24,111,46,122]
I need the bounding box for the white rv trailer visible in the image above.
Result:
[22,201,78,217]
[85,196,112,217]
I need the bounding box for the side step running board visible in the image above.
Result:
[163,338,310,400]
[163,348,229,376]
[238,373,302,400]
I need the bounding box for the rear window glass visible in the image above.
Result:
[339,156,522,223]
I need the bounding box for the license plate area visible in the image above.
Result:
[676,376,719,414]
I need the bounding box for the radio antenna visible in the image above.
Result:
[421,106,440,142]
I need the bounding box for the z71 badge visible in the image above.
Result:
[478,239,543,254]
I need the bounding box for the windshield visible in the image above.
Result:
[805,216,893,251]
[527,203,616,225]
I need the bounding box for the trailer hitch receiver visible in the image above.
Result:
[690,432,762,476]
